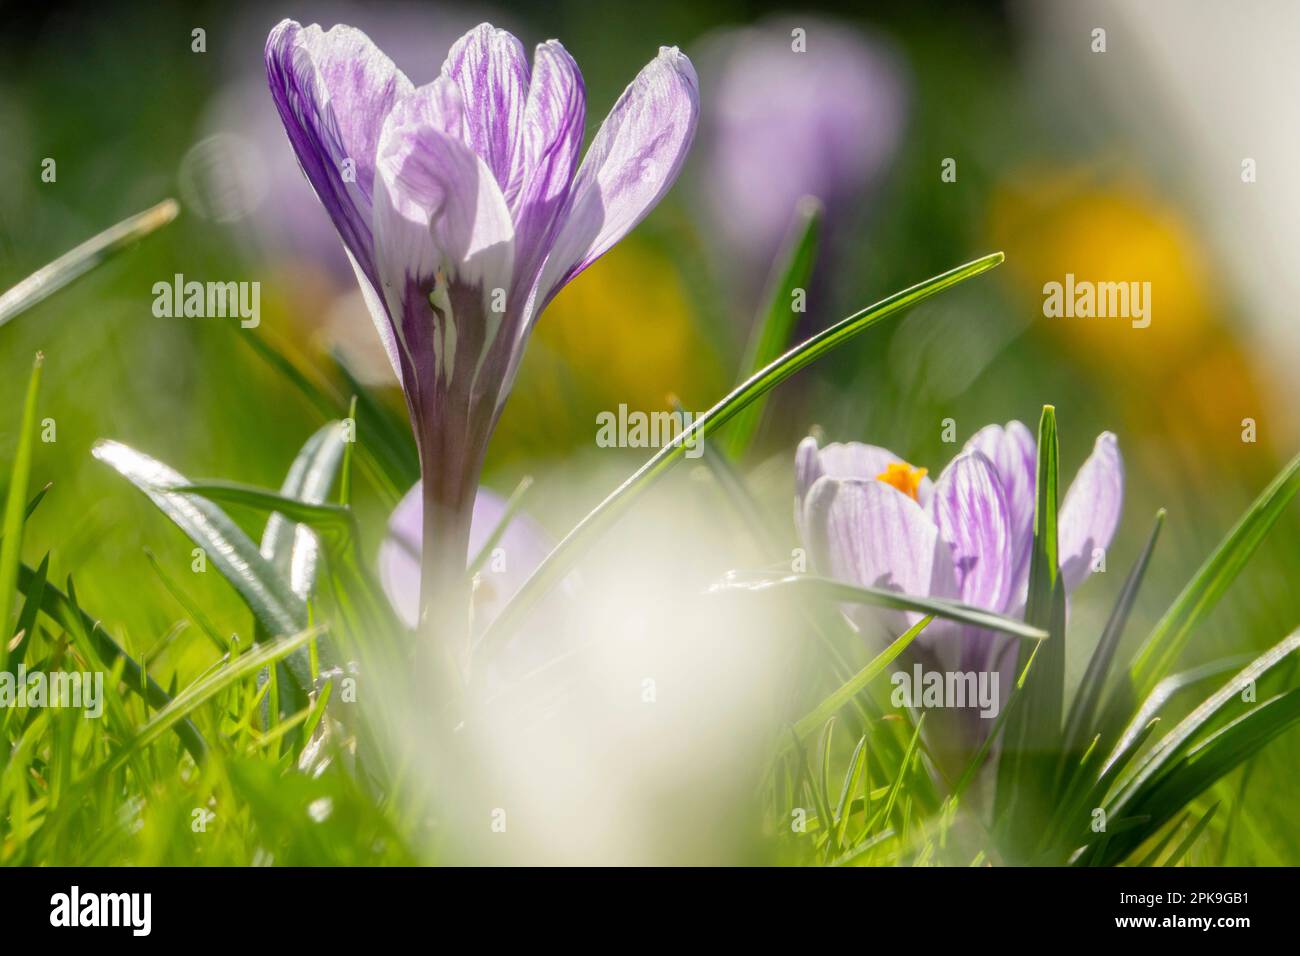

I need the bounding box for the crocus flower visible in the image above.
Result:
[266,20,699,647]
[692,16,905,294]
[796,422,1123,742]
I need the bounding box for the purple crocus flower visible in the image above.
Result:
[796,422,1123,753]
[266,20,699,646]
[692,16,906,294]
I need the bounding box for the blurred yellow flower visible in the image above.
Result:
[988,167,1214,375]
[491,238,723,462]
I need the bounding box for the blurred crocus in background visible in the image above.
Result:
[691,16,906,305]
[379,487,547,629]
[797,423,1123,765]
[264,19,699,668]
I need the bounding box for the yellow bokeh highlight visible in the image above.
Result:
[988,167,1215,374]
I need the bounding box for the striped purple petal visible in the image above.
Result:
[531,46,699,314]
[964,420,1037,601]
[928,450,1013,612]
[1059,432,1124,592]
[508,41,586,311]
[440,24,531,205]
[803,476,957,636]
[264,20,412,288]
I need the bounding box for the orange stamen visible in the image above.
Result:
[876,461,928,502]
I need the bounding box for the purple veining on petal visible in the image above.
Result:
[440,23,531,204]
[1059,431,1124,593]
[265,19,412,288]
[531,46,700,315]
[509,40,586,307]
[803,476,958,637]
[965,420,1037,602]
[929,450,1013,612]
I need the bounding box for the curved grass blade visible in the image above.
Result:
[1130,453,1300,698]
[480,252,1005,655]
[1101,656,1248,779]
[106,626,321,772]
[1098,688,1300,865]
[178,482,355,543]
[143,548,229,653]
[724,196,822,458]
[792,616,931,741]
[9,553,48,664]
[1062,510,1165,767]
[1133,810,1191,867]
[92,440,309,692]
[1161,802,1219,866]
[0,354,43,670]
[262,421,348,599]
[233,331,405,507]
[835,733,870,850]
[467,476,534,577]
[15,562,206,762]
[1108,632,1300,823]
[0,200,178,327]
[175,479,402,662]
[714,572,1047,641]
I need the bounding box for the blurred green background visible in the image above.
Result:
[2,0,1298,862]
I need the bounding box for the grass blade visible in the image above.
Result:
[713,572,1047,641]
[1161,802,1219,866]
[1130,453,1300,698]
[91,440,309,688]
[792,616,930,741]
[15,562,207,762]
[107,626,321,771]
[261,421,348,600]
[1109,632,1300,822]
[995,406,1064,854]
[0,353,43,671]
[0,200,178,327]
[1098,689,1300,865]
[723,196,822,458]
[480,252,1004,654]
[1061,509,1165,766]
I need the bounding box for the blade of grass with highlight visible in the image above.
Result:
[0,353,43,672]
[1094,688,1300,866]
[1162,802,1219,866]
[995,405,1064,858]
[723,196,822,458]
[261,421,348,599]
[1061,509,1165,772]
[1130,453,1300,698]
[480,253,1004,655]
[1097,632,1300,863]
[792,616,930,741]
[468,476,534,577]
[0,200,178,327]
[714,572,1048,641]
[92,440,313,695]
